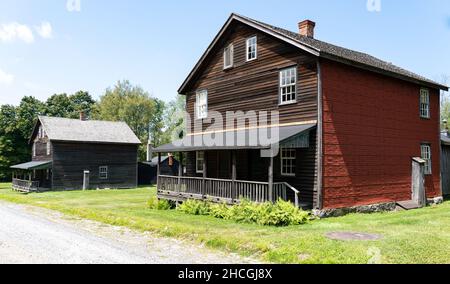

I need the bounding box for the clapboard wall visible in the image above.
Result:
[442,144,450,196]
[52,142,138,190]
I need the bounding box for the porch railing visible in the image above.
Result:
[12,178,40,193]
[157,175,300,207]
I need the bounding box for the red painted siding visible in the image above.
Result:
[321,59,441,209]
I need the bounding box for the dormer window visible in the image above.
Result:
[223,44,234,69]
[246,36,257,61]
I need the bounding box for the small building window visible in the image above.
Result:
[223,44,234,69]
[196,90,208,120]
[246,36,257,61]
[420,89,430,118]
[281,148,296,176]
[420,144,432,175]
[32,143,36,157]
[196,151,204,174]
[280,67,297,104]
[99,166,108,179]
[46,142,51,155]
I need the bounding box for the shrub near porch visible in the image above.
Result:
[0,183,449,264]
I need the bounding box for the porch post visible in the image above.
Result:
[202,152,207,197]
[231,151,237,202]
[178,152,183,192]
[157,153,161,190]
[268,155,274,203]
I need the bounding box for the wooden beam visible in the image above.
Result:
[268,154,274,203]
[202,152,207,196]
[178,152,183,192]
[157,153,162,190]
[231,151,237,201]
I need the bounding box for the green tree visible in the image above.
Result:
[440,75,450,129]
[94,80,161,160]
[162,94,186,145]
[45,93,74,118]
[69,91,96,119]
[0,97,44,181]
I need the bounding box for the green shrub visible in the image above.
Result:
[179,198,310,227]
[177,199,211,215]
[147,197,172,210]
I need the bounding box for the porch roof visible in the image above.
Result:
[10,161,52,170]
[153,123,316,153]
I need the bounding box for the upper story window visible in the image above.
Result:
[32,143,36,157]
[99,166,108,179]
[223,44,234,69]
[281,148,296,176]
[46,142,51,155]
[420,89,430,119]
[196,151,204,174]
[246,36,257,61]
[280,67,297,104]
[421,144,432,175]
[196,90,208,120]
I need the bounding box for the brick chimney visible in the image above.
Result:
[79,111,87,121]
[299,20,316,38]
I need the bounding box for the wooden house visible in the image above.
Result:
[153,14,448,212]
[10,115,141,192]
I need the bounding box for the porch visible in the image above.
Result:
[10,161,52,193]
[153,124,317,208]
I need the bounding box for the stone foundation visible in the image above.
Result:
[427,196,444,205]
[313,202,397,218]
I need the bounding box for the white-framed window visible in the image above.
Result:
[46,142,51,155]
[32,143,36,157]
[99,166,108,179]
[280,67,297,104]
[420,89,430,118]
[196,151,204,174]
[281,148,296,176]
[196,90,208,120]
[223,44,234,69]
[246,36,257,61]
[421,144,432,175]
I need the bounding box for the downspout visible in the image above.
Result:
[316,59,324,210]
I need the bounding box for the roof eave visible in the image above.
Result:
[320,53,449,91]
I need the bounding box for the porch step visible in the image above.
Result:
[396,200,420,211]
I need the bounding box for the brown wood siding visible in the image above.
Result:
[52,142,138,190]
[32,137,52,162]
[184,22,318,132]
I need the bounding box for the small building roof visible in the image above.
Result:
[11,161,52,170]
[35,116,141,145]
[153,123,316,153]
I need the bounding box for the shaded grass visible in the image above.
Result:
[0,183,449,264]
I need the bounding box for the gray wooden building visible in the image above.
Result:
[10,115,141,192]
[441,132,450,196]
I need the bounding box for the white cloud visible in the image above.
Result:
[0,23,34,44]
[35,22,53,39]
[0,68,14,85]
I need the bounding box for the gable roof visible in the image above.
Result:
[32,116,141,145]
[179,13,448,94]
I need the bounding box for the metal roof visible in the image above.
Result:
[179,13,448,93]
[11,161,52,170]
[153,123,316,153]
[36,116,141,145]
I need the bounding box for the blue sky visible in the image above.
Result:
[0,0,449,105]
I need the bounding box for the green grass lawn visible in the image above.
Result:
[0,182,449,264]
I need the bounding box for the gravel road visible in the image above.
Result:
[0,201,259,264]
